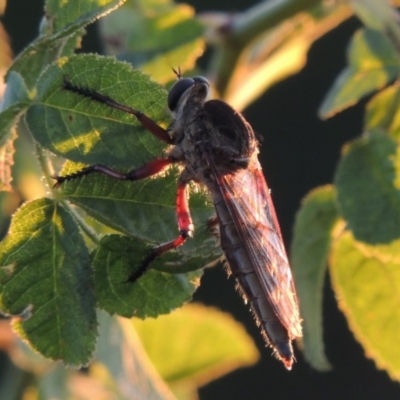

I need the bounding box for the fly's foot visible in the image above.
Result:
[52,175,68,188]
[125,251,155,283]
[52,165,104,188]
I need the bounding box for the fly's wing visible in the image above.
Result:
[202,100,301,338]
[213,159,302,338]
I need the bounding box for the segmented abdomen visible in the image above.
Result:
[211,190,294,368]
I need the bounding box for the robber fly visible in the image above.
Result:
[55,71,302,369]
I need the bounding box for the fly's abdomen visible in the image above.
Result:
[213,195,294,369]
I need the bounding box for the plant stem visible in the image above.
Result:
[210,0,322,96]
[61,200,102,245]
[232,0,322,46]
[35,143,55,190]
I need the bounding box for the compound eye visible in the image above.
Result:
[167,78,194,111]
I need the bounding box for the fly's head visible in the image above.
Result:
[168,76,210,119]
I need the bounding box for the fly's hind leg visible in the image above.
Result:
[55,163,195,283]
[127,174,194,282]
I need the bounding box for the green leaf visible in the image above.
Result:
[133,303,259,385]
[0,71,30,147]
[8,33,81,91]
[365,82,400,140]
[0,198,97,365]
[335,131,400,244]
[319,28,400,118]
[8,0,124,90]
[348,0,398,31]
[93,235,202,318]
[330,231,400,381]
[45,0,124,34]
[99,0,205,83]
[26,54,170,167]
[291,185,338,371]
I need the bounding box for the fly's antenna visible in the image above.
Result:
[163,57,181,80]
[171,66,182,80]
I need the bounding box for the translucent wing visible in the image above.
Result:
[209,153,302,339]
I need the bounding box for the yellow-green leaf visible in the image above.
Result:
[365,82,400,140]
[319,28,400,118]
[330,231,400,380]
[133,303,259,386]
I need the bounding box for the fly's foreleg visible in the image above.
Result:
[127,177,194,282]
[63,77,174,144]
[53,157,174,188]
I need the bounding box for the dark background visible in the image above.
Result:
[2,0,400,399]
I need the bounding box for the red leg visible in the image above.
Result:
[127,177,194,282]
[54,157,174,187]
[176,179,194,238]
[63,77,174,144]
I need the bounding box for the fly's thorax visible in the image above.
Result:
[200,100,259,175]
[168,87,213,182]
[169,77,258,177]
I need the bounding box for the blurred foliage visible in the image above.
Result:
[292,0,400,382]
[291,185,338,371]
[0,0,400,398]
[98,0,205,83]
[132,304,259,393]
[319,28,400,118]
